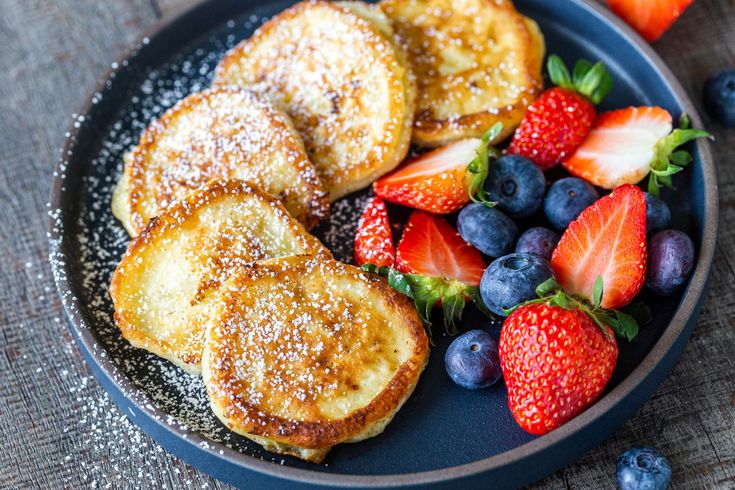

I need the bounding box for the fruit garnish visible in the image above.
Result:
[607,0,693,42]
[646,229,695,295]
[704,69,735,128]
[457,203,518,258]
[562,107,711,195]
[363,211,489,335]
[508,55,613,170]
[499,276,651,434]
[500,300,619,435]
[354,196,395,267]
[445,330,502,390]
[551,184,647,310]
[543,177,599,231]
[373,124,501,214]
[396,211,485,285]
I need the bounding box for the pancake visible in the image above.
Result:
[202,255,429,463]
[380,0,545,147]
[109,179,330,374]
[213,1,416,201]
[113,88,328,235]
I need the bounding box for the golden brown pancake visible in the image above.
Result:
[112,88,328,235]
[213,1,416,201]
[202,255,429,463]
[380,0,545,147]
[110,179,330,374]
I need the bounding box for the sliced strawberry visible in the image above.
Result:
[508,55,612,170]
[563,107,710,194]
[608,0,693,42]
[354,196,395,268]
[395,211,485,286]
[551,184,647,310]
[364,211,488,335]
[373,138,482,214]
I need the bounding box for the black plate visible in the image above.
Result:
[49,0,717,488]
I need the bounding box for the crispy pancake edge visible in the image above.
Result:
[201,256,429,462]
[122,87,329,235]
[109,180,331,374]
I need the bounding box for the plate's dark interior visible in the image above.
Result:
[54,0,706,478]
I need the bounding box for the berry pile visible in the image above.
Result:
[357,55,708,437]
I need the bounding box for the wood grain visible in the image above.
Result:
[0,0,733,488]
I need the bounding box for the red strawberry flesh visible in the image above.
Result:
[608,0,693,42]
[551,184,647,309]
[354,196,395,267]
[395,211,485,286]
[373,138,481,214]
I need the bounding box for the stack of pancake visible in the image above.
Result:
[110,0,544,462]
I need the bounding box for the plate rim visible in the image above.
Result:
[48,0,718,487]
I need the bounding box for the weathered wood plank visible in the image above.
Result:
[0,0,733,488]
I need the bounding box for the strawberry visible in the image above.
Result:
[500,302,618,435]
[608,0,693,42]
[373,126,501,214]
[562,107,710,195]
[354,196,395,267]
[363,211,488,334]
[395,211,485,286]
[508,55,613,170]
[551,184,647,310]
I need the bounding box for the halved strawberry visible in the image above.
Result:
[508,55,612,170]
[608,0,693,42]
[396,211,485,286]
[373,138,483,214]
[354,196,395,268]
[551,184,647,310]
[562,107,710,195]
[364,211,488,334]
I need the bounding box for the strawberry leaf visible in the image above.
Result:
[467,123,502,208]
[647,117,712,196]
[361,265,492,337]
[548,55,573,89]
[592,275,604,308]
[548,55,612,104]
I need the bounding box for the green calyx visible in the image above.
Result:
[547,54,613,105]
[361,264,494,338]
[647,113,713,197]
[503,276,651,342]
[466,122,502,208]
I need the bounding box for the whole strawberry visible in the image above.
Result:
[500,302,618,435]
[508,55,613,170]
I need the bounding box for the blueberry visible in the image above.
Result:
[616,447,672,490]
[647,230,695,295]
[704,69,735,128]
[445,330,502,390]
[480,253,554,316]
[457,203,518,257]
[484,155,546,219]
[515,227,560,260]
[645,193,671,235]
[544,177,599,231]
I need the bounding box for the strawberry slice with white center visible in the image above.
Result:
[364,211,489,334]
[551,184,647,310]
[354,196,395,268]
[373,138,484,214]
[563,106,710,195]
[396,210,486,286]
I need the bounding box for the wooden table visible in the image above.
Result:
[1,0,733,488]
